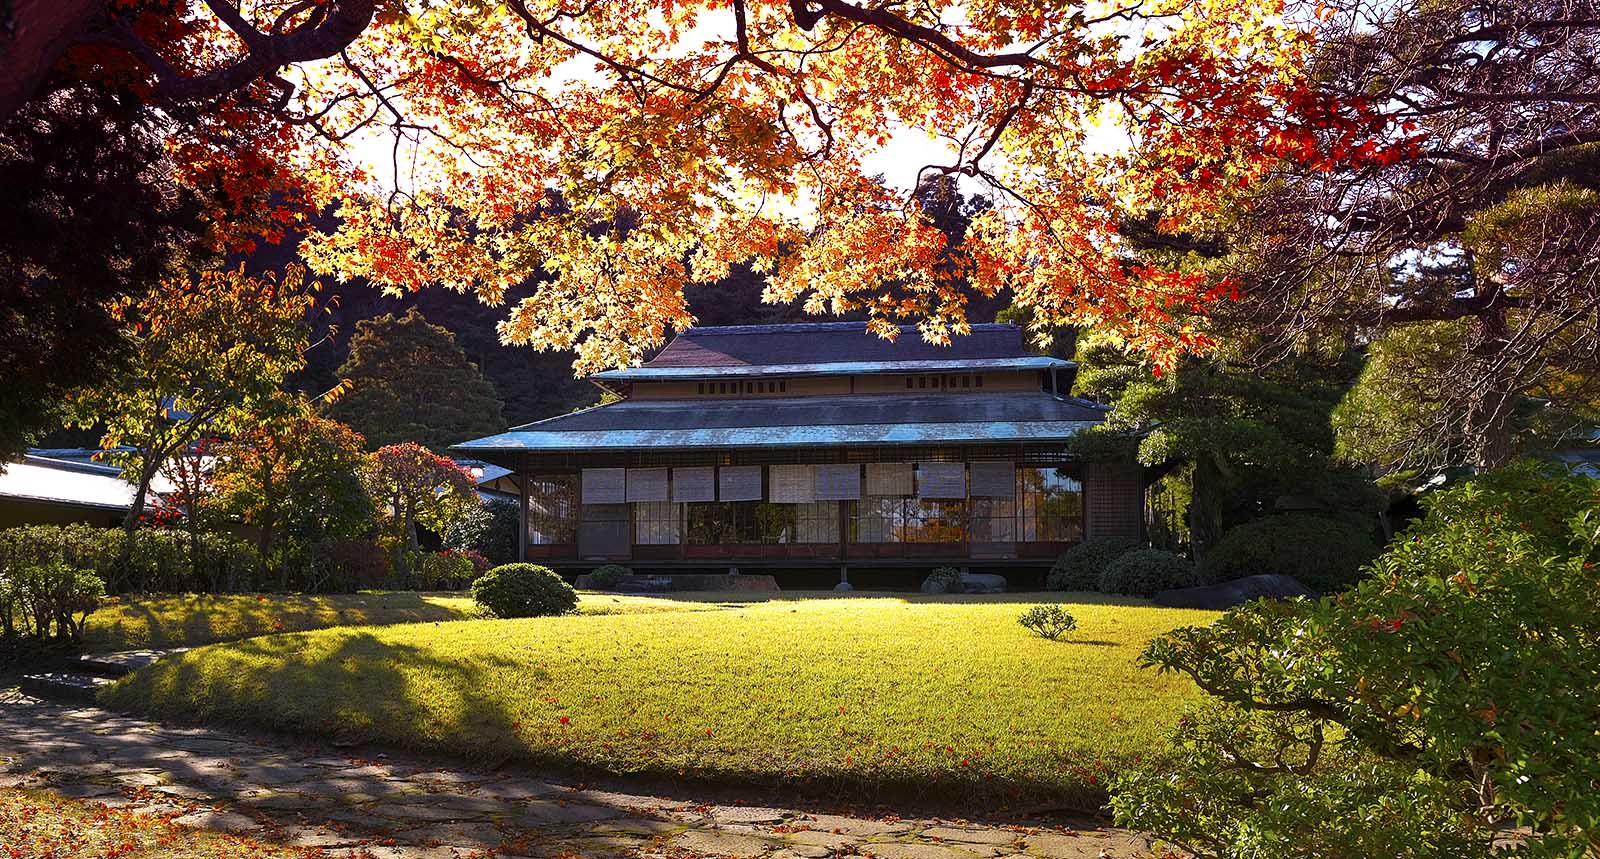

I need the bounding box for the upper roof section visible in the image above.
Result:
[590,322,1072,382]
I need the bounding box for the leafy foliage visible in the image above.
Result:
[65,266,317,551]
[1199,514,1378,593]
[1047,538,1141,591]
[921,566,964,594]
[442,497,521,565]
[0,525,260,594]
[588,564,630,590]
[1017,605,1077,641]
[1114,463,1600,858]
[470,563,578,619]
[0,561,106,655]
[1098,549,1197,597]
[362,442,477,581]
[327,309,505,451]
[211,412,374,587]
[420,552,478,590]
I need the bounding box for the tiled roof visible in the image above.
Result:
[590,322,1069,380]
[453,392,1107,454]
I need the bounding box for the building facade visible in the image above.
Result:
[454,322,1144,574]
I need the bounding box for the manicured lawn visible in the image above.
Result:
[0,788,318,859]
[102,594,1216,808]
[84,590,713,651]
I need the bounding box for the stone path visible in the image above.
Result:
[0,686,1150,859]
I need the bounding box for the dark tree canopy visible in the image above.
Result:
[328,309,506,451]
[0,78,206,461]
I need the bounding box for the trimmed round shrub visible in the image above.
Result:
[1098,549,1198,597]
[1047,537,1141,591]
[1199,514,1379,593]
[921,566,964,594]
[588,564,630,590]
[471,563,577,618]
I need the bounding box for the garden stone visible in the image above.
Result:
[864,843,988,859]
[672,829,782,857]
[804,814,915,837]
[711,805,794,824]
[959,573,1007,594]
[920,578,953,594]
[833,581,853,591]
[171,810,260,832]
[1153,573,1314,610]
[923,826,1023,845]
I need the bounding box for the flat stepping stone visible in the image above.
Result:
[74,648,185,677]
[711,805,795,824]
[171,810,260,832]
[672,829,783,857]
[19,673,112,704]
[922,826,1023,845]
[866,843,992,859]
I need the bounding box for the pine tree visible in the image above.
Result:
[328,309,505,451]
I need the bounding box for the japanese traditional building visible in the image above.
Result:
[453,322,1144,580]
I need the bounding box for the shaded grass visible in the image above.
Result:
[103,594,1215,809]
[0,788,325,858]
[84,591,717,651]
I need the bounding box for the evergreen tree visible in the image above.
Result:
[328,309,506,451]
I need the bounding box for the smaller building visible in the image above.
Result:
[0,454,142,528]
[454,322,1146,581]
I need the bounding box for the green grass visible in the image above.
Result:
[84,590,715,651]
[102,594,1216,808]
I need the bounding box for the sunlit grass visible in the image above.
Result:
[84,590,717,651]
[103,594,1215,808]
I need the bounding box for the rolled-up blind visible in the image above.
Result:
[718,465,763,502]
[916,462,966,499]
[671,466,716,502]
[769,464,816,503]
[968,461,1015,498]
[865,462,913,496]
[625,467,668,502]
[815,463,862,500]
[581,468,626,504]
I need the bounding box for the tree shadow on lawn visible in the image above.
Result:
[626,590,1160,609]
[106,629,1127,821]
[86,592,470,651]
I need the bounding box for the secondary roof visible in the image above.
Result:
[590,322,1071,382]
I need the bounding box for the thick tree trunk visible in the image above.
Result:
[1467,309,1516,471]
[1187,456,1226,562]
[0,0,102,120]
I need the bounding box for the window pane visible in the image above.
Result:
[1019,468,1084,542]
[853,495,904,543]
[527,475,577,544]
[905,499,966,543]
[633,501,681,545]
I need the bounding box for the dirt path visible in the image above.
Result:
[0,688,1150,859]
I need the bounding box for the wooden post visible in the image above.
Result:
[517,461,528,563]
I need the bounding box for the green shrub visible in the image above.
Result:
[192,533,261,592]
[0,561,106,649]
[421,552,477,590]
[471,563,577,618]
[1114,462,1600,858]
[443,498,521,565]
[921,566,964,594]
[1200,514,1378,593]
[1017,605,1078,640]
[588,564,630,590]
[1098,548,1197,596]
[1047,538,1141,591]
[305,538,392,593]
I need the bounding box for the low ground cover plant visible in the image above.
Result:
[1198,513,1378,593]
[1098,548,1196,596]
[1047,537,1141,591]
[1114,464,1600,858]
[1017,604,1077,640]
[920,566,964,593]
[471,563,578,618]
[104,595,1215,808]
[587,564,630,590]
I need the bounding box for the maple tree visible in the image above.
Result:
[362,441,477,579]
[211,409,374,586]
[65,266,319,536]
[1,0,1427,385]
